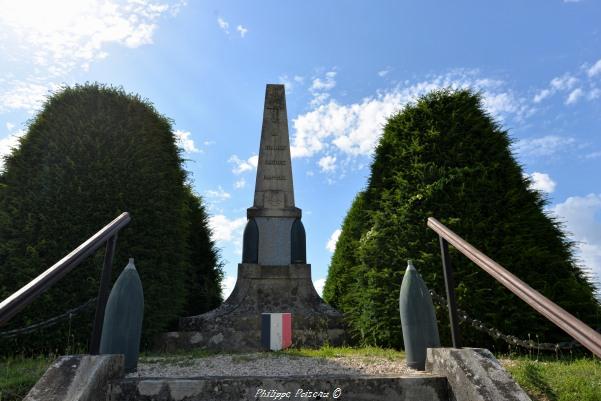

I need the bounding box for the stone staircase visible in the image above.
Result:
[25,348,532,401]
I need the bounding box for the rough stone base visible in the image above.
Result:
[24,354,123,401]
[110,375,449,401]
[426,348,531,401]
[157,264,346,352]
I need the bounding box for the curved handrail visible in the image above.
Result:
[0,212,131,327]
[427,217,601,358]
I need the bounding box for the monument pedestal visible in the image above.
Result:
[157,264,346,352]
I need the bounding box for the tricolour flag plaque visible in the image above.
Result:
[261,313,292,351]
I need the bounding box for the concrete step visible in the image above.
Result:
[108,374,450,401]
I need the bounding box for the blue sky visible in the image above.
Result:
[1,0,600,299]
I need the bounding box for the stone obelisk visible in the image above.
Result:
[162,84,345,352]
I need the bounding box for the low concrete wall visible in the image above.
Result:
[426,348,531,401]
[24,354,124,401]
[110,375,449,401]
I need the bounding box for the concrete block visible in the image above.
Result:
[425,348,531,401]
[24,354,124,401]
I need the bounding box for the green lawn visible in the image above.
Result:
[2,348,599,401]
[0,355,55,401]
[503,356,601,401]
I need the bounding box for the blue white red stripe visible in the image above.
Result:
[261,313,292,350]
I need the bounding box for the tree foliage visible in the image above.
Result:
[0,83,222,353]
[324,89,601,349]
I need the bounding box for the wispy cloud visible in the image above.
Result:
[524,172,556,193]
[291,70,530,160]
[221,274,236,299]
[0,0,182,77]
[0,81,61,114]
[587,59,601,78]
[565,88,584,105]
[228,154,258,174]
[0,129,26,171]
[313,278,326,297]
[236,25,248,38]
[279,74,304,93]
[208,214,246,242]
[309,70,337,107]
[326,229,341,252]
[174,129,199,153]
[234,178,246,189]
[378,67,392,77]
[551,194,601,286]
[514,135,577,158]
[217,17,229,34]
[318,155,337,172]
[0,0,183,114]
[205,186,231,202]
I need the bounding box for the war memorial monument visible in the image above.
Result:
[161,84,346,351]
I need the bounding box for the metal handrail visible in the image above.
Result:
[0,212,131,354]
[427,217,601,358]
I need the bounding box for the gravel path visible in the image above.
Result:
[127,353,427,378]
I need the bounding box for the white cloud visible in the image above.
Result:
[318,155,337,172]
[279,75,298,93]
[5,122,14,131]
[533,89,551,103]
[551,74,578,91]
[378,67,392,77]
[588,59,601,78]
[236,25,248,38]
[533,74,579,104]
[0,129,26,171]
[311,71,337,92]
[0,81,61,113]
[208,214,246,242]
[228,154,258,174]
[0,0,181,78]
[326,229,342,252]
[589,88,601,100]
[551,194,601,285]
[292,70,527,160]
[205,186,231,202]
[585,151,601,159]
[279,75,304,93]
[173,129,199,153]
[313,278,326,297]
[525,172,556,193]
[234,178,246,189]
[217,17,229,34]
[565,88,584,105]
[221,275,237,300]
[514,135,577,158]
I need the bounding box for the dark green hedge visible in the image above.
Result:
[0,83,222,354]
[324,89,601,350]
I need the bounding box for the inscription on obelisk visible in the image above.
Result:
[247,84,301,265]
[249,84,300,219]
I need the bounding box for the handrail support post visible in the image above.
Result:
[89,234,117,354]
[440,236,461,348]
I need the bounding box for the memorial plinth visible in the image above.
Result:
[158,84,345,352]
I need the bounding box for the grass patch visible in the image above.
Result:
[0,355,54,401]
[280,345,404,360]
[139,348,221,364]
[503,356,601,401]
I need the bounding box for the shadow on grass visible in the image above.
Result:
[523,362,557,401]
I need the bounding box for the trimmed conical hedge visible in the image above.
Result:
[0,83,222,353]
[324,89,601,350]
